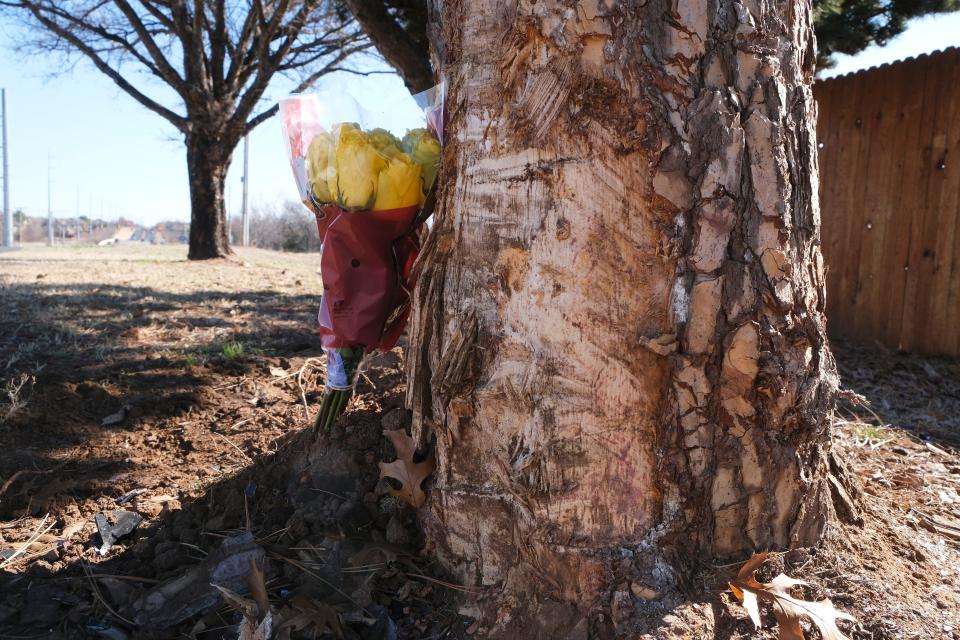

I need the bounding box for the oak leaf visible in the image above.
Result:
[378,429,436,507]
[730,552,855,640]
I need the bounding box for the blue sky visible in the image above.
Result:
[0,11,958,226]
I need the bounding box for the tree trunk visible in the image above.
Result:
[186,134,232,260]
[408,0,837,632]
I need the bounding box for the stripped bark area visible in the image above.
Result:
[408,0,838,628]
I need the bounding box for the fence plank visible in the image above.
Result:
[844,62,903,342]
[816,78,845,322]
[926,51,960,353]
[850,62,909,343]
[821,71,870,338]
[896,54,947,351]
[910,52,959,353]
[816,47,960,356]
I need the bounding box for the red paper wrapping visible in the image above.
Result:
[315,205,421,352]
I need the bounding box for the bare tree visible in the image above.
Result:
[0,0,369,259]
[235,200,321,253]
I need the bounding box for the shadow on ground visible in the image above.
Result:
[832,339,960,447]
[1,277,958,639]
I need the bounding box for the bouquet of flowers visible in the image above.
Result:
[279,85,444,432]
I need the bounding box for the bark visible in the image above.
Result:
[409,0,837,631]
[186,135,232,260]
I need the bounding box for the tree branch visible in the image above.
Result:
[111,0,186,95]
[13,0,187,130]
[342,0,432,92]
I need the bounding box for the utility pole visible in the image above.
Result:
[2,88,11,248]
[47,151,54,246]
[241,134,250,247]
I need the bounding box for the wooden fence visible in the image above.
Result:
[816,47,960,356]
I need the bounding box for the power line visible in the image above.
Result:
[242,134,250,247]
[2,88,11,248]
[47,150,54,246]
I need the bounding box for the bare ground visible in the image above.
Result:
[0,244,958,640]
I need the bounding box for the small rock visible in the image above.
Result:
[785,548,810,566]
[610,589,632,627]
[132,538,154,559]
[130,531,265,628]
[96,510,143,555]
[385,515,410,546]
[133,499,164,519]
[381,408,410,432]
[568,617,589,640]
[99,577,136,608]
[178,528,200,545]
[630,582,660,600]
[101,404,133,427]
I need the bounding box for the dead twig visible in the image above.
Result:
[0,470,34,501]
[74,547,136,626]
[213,432,253,464]
[212,377,249,391]
[0,514,55,569]
[257,410,287,429]
[0,460,70,502]
[402,571,486,593]
[295,357,322,424]
[911,508,960,542]
[269,551,369,612]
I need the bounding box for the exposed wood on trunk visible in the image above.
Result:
[409,0,838,631]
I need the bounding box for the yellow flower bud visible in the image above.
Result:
[368,128,403,159]
[329,125,385,210]
[373,152,423,211]
[402,128,442,203]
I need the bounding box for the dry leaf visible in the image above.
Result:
[378,429,436,507]
[246,612,273,640]
[214,584,274,640]
[100,405,129,426]
[212,584,258,619]
[348,542,401,566]
[730,552,855,640]
[269,367,288,377]
[287,595,343,639]
[246,557,271,619]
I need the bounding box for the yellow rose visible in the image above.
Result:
[368,128,403,159]
[329,125,385,210]
[402,128,442,203]
[306,131,334,203]
[373,152,423,211]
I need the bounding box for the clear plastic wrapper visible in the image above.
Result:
[279,84,444,430]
